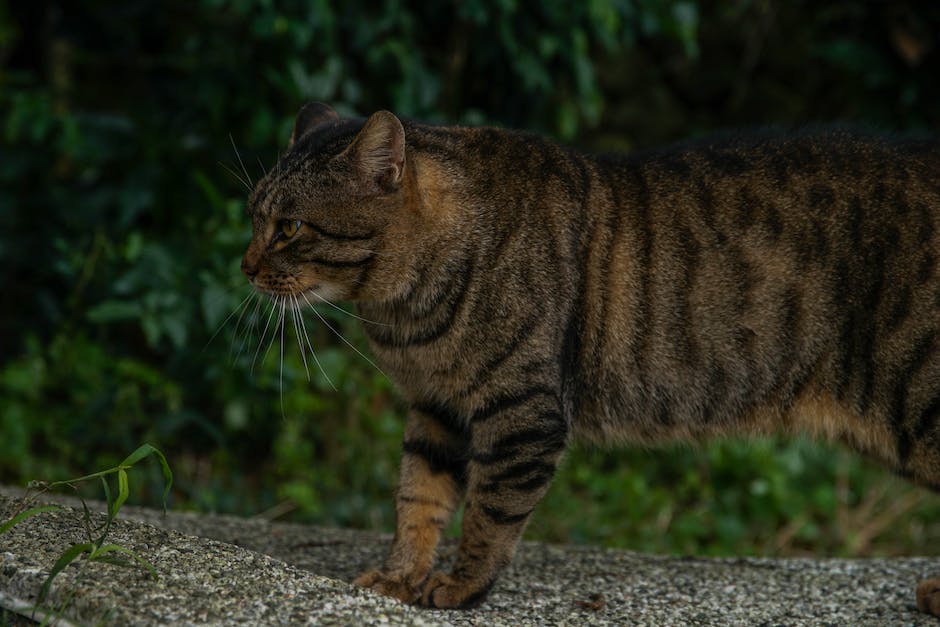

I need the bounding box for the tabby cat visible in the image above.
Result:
[241,102,940,612]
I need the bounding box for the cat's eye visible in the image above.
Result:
[279,219,302,239]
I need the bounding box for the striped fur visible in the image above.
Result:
[242,104,940,611]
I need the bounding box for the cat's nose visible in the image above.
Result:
[241,257,259,279]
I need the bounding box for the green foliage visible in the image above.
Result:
[1,444,171,612]
[2,1,939,558]
[537,437,940,557]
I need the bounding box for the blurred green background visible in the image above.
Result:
[2,1,940,558]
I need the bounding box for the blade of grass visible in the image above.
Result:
[143,445,174,511]
[89,544,158,580]
[0,506,61,535]
[38,543,94,604]
[94,476,114,546]
[110,468,129,519]
[48,470,115,486]
[78,492,96,544]
[99,475,111,506]
[120,443,159,467]
[117,443,174,512]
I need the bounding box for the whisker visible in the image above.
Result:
[289,296,311,382]
[306,290,390,326]
[256,155,267,180]
[279,297,286,417]
[203,289,254,352]
[252,296,279,373]
[261,297,285,368]
[293,295,337,391]
[235,293,264,365]
[219,161,251,191]
[230,134,253,188]
[229,291,258,359]
[299,292,388,380]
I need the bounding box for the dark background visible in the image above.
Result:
[2,0,940,556]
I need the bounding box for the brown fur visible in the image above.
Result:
[242,103,940,611]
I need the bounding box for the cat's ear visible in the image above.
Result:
[342,110,405,192]
[289,102,339,148]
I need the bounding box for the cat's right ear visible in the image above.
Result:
[289,102,340,148]
[341,110,405,193]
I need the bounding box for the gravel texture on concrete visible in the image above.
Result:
[1,486,938,626]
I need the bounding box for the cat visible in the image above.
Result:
[241,102,940,612]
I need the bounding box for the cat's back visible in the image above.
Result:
[576,128,940,454]
[623,128,939,213]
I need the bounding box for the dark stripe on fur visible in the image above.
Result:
[402,438,467,483]
[487,459,556,483]
[368,257,475,348]
[889,331,937,464]
[470,386,559,424]
[560,157,591,424]
[307,253,375,269]
[914,392,940,440]
[471,418,567,464]
[307,221,376,241]
[480,504,534,526]
[457,313,543,399]
[412,400,468,436]
[480,469,555,494]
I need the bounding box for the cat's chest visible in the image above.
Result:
[367,340,472,402]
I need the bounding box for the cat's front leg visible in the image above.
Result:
[353,406,466,603]
[419,395,568,608]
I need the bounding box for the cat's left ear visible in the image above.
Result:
[290,102,340,148]
[342,110,405,193]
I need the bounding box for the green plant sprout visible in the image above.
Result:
[0,444,173,609]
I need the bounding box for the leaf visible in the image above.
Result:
[154,451,174,512]
[89,543,158,580]
[120,443,158,467]
[119,443,174,512]
[0,505,61,535]
[109,468,129,519]
[45,444,173,518]
[94,477,113,546]
[38,543,94,603]
[99,474,112,505]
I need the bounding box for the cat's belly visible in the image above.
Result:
[571,348,809,446]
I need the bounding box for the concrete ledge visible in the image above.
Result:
[1,487,937,625]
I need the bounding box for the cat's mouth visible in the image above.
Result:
[251,279,345,304]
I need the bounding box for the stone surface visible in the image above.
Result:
[1,486,938,626]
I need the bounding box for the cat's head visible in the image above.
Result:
[241,102,410,302]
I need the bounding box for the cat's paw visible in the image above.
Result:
[419,571,492,609]
[353,568,422,604]
[917,577,940,615]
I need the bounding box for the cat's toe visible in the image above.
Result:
[917,578,940,616]
[419,571,492,609]
[353,569,421,604]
